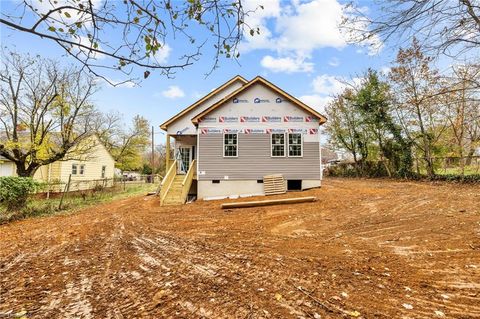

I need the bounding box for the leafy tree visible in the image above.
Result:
[389,39,446,177]
[354,69,413,177]
[325,89,371,168]
[96,115,150,172]
[0,51,98,177]
[0,0,260,83]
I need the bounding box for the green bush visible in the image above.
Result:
[0,176,40,211]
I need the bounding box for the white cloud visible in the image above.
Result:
[154,44,171,64]
[260,55,313,73]
[240,0,383,73]
[312,75,347,95]
[312,74,361,95]
[26,0,104,28]
[299,94,332,114]
[328,57,340,67]
[73,36,106,60]
[161,86,185,99]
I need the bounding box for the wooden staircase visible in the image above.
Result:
[162,175,185,205]
[160,159,196,206]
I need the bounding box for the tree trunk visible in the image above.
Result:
[15,162,39,177]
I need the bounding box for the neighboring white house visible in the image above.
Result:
[159,75,327,203]
[0,135,116,191]
[0,155,16,177]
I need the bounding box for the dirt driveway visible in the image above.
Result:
[1,178,479,318]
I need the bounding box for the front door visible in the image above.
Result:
[177,147,191,174]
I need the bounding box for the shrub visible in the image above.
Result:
[0,176,40,211]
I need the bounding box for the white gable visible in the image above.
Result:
[165,79,244,136]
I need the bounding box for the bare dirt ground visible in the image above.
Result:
[1,178,479,318]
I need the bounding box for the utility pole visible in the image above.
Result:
[151,125,155,183]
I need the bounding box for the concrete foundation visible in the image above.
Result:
[197,179,321,199]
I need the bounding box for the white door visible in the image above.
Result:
[177,147,192,174]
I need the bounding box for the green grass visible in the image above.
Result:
[0,183,157,223]
[417,165,480,176]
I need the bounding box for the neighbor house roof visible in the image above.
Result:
[160,75,248,130]
[191,76,327,125]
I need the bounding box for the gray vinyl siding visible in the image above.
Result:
[198,134,320,180]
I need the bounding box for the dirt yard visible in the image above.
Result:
[1,178,479,318]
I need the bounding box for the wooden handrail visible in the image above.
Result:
[180,159,196,203]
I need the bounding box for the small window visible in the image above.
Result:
[288,133,302,157]
[212,180,220,184]
[271,133,285,157]
[101,165,106,178]
[79,164,85,175]
[224,133,238,157]
[257,180,263,183]
[71,164,78,175]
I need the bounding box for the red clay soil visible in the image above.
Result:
[1,178,479,318]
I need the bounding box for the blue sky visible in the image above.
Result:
[0,0,398,132]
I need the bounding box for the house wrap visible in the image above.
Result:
[160,75,327,202]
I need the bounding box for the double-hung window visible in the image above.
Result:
[79,164,85,175]
[72,164,78,175]
[288,133,302,157]
[224,133,238,157]
[101,165,106,178]
[271,133,285,157]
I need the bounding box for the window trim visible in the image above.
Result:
[288,132,303,158]
[79,164,85,175]
[223,133,238,158]
[71,164,78,175]
[101,165,107,178]
[270,133,286,157]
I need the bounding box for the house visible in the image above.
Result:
[0,135,115,191]
[159,75,327,204]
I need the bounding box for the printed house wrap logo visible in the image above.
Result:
[275,97,284,103]
[266,128,286,134]
[288,128,307,134]
[199,116,216,123]
[240,116,260,123]
[254,97,270,103]
[308,128,318,135]
[283,116,304,122]
[219,116,238,123]
[233,97,248,103]
[261,116,282,122]
[223,128,241,133]
[305,116,317,122]
[243,128,266,134]
[200,128,222,134]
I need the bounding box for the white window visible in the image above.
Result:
[101,165,106,178]
[271,133,285,157]
[71,164,78,175]
[224,133,238,157]
[288,133,303,157]
[79,164,85,175]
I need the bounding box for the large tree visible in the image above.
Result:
[354,69,413,177]
[95,114,150,172]
[325,88,371,167]
[0,52,98,177]
[389,39,446,177]
[0,0,258,83]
